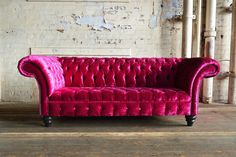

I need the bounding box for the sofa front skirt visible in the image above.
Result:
[48,87,191,117]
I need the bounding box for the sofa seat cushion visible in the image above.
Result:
[49,87,191,117]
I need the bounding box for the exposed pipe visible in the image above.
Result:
[202,0,217,103]
[0,59,1,101]
[192,0,202,57]
[228,0,236,104]
[0,56,1,101]
[182,0,194,58]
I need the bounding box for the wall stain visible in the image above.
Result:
[56,29,64,33]
[161,0,182,21]
[72,15,114,31]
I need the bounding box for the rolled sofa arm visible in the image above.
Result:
[18,55,65,96]
[18,55,65,115]
[175,58,220,115]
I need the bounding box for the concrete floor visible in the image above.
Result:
[0,102,236,157]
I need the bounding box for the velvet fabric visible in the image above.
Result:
[18,55,220,117]
[49,87,191,116]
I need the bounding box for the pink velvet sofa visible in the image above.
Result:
[18,55,220,127]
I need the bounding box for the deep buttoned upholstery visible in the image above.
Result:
[18,55,220,119]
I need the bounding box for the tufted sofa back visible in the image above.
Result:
[58,57,183,88]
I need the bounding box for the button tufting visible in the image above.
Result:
[151,66,155,71]
[56,58,190,97]
[49,86,191,116]
[20,56,216,118]
[166,75,170,80]
[171,67,175,71]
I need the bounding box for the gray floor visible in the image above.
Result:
[0,103,236,157]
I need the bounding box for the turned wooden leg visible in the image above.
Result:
[185,115,196,126]
[43,116,52,127]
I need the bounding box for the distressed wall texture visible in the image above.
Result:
[0,0,232,104]
[213,0,232,103]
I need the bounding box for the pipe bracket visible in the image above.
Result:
[183,15,196,19]
[204,31,217,37]
[229,72,236,78]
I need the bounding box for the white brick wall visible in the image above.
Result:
[0,0,231,104]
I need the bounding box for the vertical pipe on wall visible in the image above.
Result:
[192,0,202,57]
[202,0,217,103]
[228,0,236,104]
[0,59,1,101]
[182,0,194,58]
[0,55,2,101]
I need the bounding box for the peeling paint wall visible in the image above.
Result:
[73,16,114,31]
[0,0,184,103]
[162,0,182,20]
[0,0,232,104]
[213,0,232,103]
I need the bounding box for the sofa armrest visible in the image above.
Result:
[18,55,65,116]
[175,58,220,115]
[18,55,65,96]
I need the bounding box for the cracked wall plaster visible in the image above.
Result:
[162,0,182,20]
[0,0,231,103]
[149,15,158,29]
[74,16,114,31]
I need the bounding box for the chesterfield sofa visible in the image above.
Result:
[18,55,220,127]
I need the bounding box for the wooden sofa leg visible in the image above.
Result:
[185,115,196,126]
[43,116,52,127]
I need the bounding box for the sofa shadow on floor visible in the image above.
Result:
[0,104,186,131]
